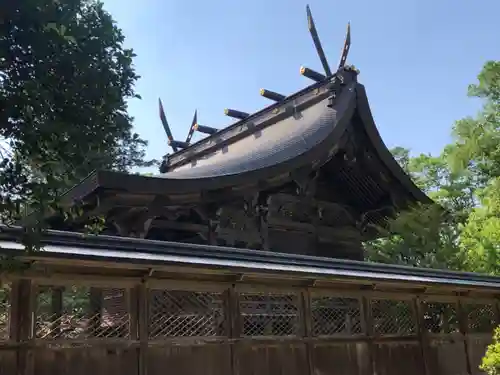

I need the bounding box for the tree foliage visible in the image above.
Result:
[0,0,155,232]
[365,150,473,270]
[365,60,500,372]
[460,177,500,275]
[365,60,500,277]
[482,327,500,375]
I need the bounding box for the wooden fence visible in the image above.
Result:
[0,273,499,375]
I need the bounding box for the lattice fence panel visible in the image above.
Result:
[148,289,226,338]
[311,296,362,336]
[35,286,130,339]
[0,283,10,340]
[465,303,497,334]
[239,291,300,337]
[421,301,459,334]
[371,299,416,335]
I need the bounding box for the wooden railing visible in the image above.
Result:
[0,275,498,375]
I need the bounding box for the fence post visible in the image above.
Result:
[300,289,314,375]
[360,295,375,375]
[138,282,149,375]
[50,287,63,338]
[130,281,148,375]
[414,297,431,375]
[226,285,239,375]
[9,280,35,375]
[458,299,473,375]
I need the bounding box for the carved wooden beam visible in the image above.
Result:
[192,205,219,245]
[216,200,262,248]
[110,196,175,238]
[216,227,261,246]
[268,193,358,226]
[152,220,207,234]
[67,195,121,225]
[290,168,319,199]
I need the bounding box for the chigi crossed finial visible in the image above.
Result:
[158,5,351,153]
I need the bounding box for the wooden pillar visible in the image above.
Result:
[458,299,473,375]
[129,285,139,356]
[226,286,239,375]
[89,287,102,336]
[300,289,314,375]
[133,282,148,375]
[414,297,430,375]
[360,296,375,375]
[207,219,218,246]
[9,280,34,375]
[50,287,63,338]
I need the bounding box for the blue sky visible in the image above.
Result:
[101,0,499,165]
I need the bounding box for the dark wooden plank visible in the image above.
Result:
[138,283,148,375]
[414,297,431,375]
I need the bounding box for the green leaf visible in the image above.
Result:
[1,0,154,252]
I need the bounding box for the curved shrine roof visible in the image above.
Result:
[66,70,431,209]
[56,6,432,240]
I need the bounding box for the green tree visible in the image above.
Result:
[449,61,500,275]
[390,146,411,174]
[0,0,155,233]
[366,203,464,269]
[482,327,500,375]
[366,60,500,273]
[365,150,471,270]
[450,61,500,181]
[460,177,500,275]
[367,61,500,370]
